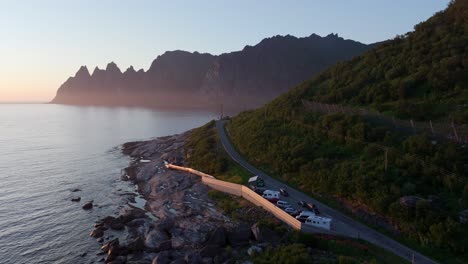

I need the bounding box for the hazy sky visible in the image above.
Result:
[0,0,450,102]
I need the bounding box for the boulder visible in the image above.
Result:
[399,196,424,208]
[101,238,119,252]
[201,257,213,264]
[71,197,81,202]
[127,237,145,252]
[90,228,104,238]
[99,216,117,225]
[110,222,125,230]
[205,227,226,247]
[184,252,202,264]
[71,188,81,192]
[108,256,127,264]
[156,240,173,252]
[145,229,170,250]
[82,202,93,210]
[250,223,280,243]
[427,195,442,208]
[459,210,468,224]
[120,208,147,223]
[200,245,220,257]
[106,244,124,262]
[170,258,186,264]
[152,251,171,264]
[157,218,175,231]
[247,245,263,256]
[227,224,251,247]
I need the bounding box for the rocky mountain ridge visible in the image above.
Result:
[51,33,375,110]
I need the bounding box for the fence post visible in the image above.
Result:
[451,120,460,142]
[384,148,388,173]
[410,119,416,134]
[429,120,435,136]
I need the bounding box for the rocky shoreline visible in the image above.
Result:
[87,131,285,264]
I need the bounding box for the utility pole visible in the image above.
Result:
[412,252,415,264]
[220,103,223,120]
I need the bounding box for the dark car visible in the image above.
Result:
[298,201,307,207]
[279,188,289,197]
[306,203,316,210]
[253,187,266,195]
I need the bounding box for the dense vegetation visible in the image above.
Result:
[186,122,409,263]
[297,0,467,122]
[228,108,468,262]
[224,1,468,263]
[185,120,251,184]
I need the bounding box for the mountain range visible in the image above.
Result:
[51,33,376,110]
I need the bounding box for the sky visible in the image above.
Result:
[0,0,450,102]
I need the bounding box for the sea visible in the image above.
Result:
[0,104,217,264]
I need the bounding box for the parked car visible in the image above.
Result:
[253,187,266,195]
[298,201,307,207]
[283,207,299,216]
[295,210,315,219]
[276,200,291,209]
[295,214,309,222]
[279,188,289,197]
[306,203,316,210]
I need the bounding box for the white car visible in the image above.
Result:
[276,200,291,209]
[283,207,298,215]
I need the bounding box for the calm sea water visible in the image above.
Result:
[0,104,216,264]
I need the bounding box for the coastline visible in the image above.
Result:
[91,131,282,263]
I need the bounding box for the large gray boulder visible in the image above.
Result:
[152,251,171,264]
[205,227,226,247]
[200,245,220,257]
[145,229,170,250]
[227,224,251,247]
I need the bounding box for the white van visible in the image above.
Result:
[304,215,332,230]
[262,190,280,201]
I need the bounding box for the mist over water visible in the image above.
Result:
[0,104,216,264]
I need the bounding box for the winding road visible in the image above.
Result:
[215,120,437,264]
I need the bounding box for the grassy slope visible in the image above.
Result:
[186,121,409,263]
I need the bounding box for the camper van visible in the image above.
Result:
[304,215,332,230]
[262,190,280,202]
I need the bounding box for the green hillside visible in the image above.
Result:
[225,1,468,263]
[299,0,467,122]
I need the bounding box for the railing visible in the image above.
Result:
[165,163,302,230]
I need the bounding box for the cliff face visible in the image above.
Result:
[51,33,374,110]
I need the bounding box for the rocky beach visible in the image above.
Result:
[85,131,284,264]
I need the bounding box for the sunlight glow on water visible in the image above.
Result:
[0,104,215,264]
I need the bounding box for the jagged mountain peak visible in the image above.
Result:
[75,66,90,78]
[105,62,122,74]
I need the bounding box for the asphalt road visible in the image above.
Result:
[216,120,438,264]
